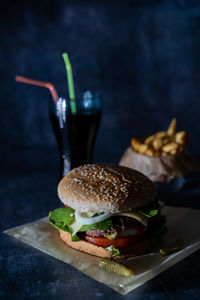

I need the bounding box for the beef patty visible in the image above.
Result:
[85,216,142,237]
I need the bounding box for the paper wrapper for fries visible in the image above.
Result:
[119,146,198,182]
[4,206,200,295]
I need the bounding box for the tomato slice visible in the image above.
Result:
[83,227,145,248]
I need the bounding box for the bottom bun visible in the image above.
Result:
[59,230,112,258]
[59,230,152,258]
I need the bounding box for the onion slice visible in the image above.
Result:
[75,211,113,225]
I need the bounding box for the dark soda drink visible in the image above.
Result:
[49,94,102,178]
[67,112,101,169]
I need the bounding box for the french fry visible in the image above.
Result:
[162,136,172,145]
[175,131,188,145]
[145,148,154,156]
[162,142,179,153]
[169,148,178,155]
[130,118,188,157]
[161,151,170,156]
[131,138,141,151]
[144,135,155,145]
[167,118,177,136]
[155,131,167,138]
[152,137,163,151]
[138,144,148,154]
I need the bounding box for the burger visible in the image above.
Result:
[49,164,167,258]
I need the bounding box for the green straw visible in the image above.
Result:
[62,53,76,114]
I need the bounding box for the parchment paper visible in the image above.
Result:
[119,146,198,182]
[4,206,200,295]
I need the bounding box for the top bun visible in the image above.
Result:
[58,164,156,213]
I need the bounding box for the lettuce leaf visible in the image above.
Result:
[49,207,113,241]
[49,207,75,226]
[78,219,112,232]
[49,207,81,241]
[106,245,120,256]
[138,201,160,218]
[69,233,81,242]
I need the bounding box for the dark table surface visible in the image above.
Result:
[1,150,200,300]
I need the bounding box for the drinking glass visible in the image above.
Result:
[50,92,102,178]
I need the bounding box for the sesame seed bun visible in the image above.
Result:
[58,164,156,213]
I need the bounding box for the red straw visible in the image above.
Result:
[15,76,59,104]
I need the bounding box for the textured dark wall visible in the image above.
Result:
[1,0,200,172]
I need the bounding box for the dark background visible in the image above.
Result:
[1,1,200,299]
[1,0,200,171]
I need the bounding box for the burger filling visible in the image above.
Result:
[49,200,166,256]
[85,216,126,237]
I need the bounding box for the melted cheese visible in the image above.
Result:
[118,211,148,227]
[68,221,82,236]
[68,212,96,236]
